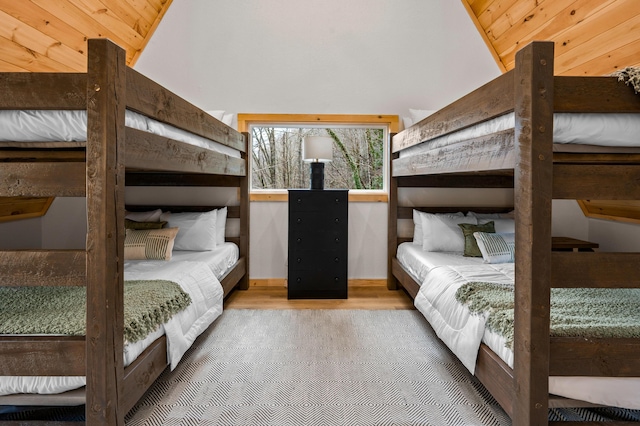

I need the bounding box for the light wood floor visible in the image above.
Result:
[224,283,415,310]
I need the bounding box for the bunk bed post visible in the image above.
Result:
[387,149,399,290]
[85,38,127,425]
[239,132,250,290]
[512,41,554,426]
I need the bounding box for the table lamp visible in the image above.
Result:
[302,136,333,190]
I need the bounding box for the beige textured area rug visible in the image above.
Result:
[126,309,511,425]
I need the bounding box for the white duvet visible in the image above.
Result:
[0,255,226,397]
[405,248,640,409]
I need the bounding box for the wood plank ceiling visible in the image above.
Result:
[461,0,640,76]
[0,0,173,72]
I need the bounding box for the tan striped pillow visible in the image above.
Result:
[124,228,179,261]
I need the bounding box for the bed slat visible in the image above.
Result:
[554,76,640,113]
[392,72,514,153]
[553,164,640,199]
[0,73,86,110]
[0,162,85,197]
[550,338,640,377]
[125,128,245,176]
[121,336,168,414]
[392,129,515,176]
[552,252,640,288]
[0,336,85,376]
[126,68,245,153]
[0,250,86,287]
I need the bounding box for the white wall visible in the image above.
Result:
[133,0,502,279]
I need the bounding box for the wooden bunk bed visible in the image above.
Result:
[388,41,640,425]
[0,39,249,425]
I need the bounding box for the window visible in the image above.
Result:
[237,114,399,200]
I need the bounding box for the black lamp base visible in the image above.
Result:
[310,162,325,190]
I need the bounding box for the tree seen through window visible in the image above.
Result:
[251,126,384,190]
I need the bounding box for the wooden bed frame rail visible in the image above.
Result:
[388,41,640,425]
[0,39,249,425]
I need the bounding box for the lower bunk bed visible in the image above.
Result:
[388,40,640,425]
[0,210,245,419]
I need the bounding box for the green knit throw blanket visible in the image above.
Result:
[455,282,640,350]
[0,280,192,343]
[611,66,640,94]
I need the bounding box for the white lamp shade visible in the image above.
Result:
[302,136,333,162]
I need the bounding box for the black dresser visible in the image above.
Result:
[288,189,348,299]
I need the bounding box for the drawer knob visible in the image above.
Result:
[334,218,340,223]
[335,238,340,243]
[297,198,302,204]
[297,258,302,263]
[297,218,302,224]
[335,198,340,203]
[296,277,301,283]
[297,237,302,243]
[334,277,339,282]
[334,257,339,263]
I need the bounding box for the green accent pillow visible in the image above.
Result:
[458,221,495,257]
[125,219,167,230]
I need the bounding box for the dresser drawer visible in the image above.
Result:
[287,189,348,299]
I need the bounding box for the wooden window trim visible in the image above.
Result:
[238,113,398,198]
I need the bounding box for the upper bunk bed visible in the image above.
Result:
[388,41,640,425]
[0,38,249,425]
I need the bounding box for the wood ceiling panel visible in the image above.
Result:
[462,0,640,76]
[0,0,172,72]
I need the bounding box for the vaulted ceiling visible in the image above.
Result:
[0,0,173,72]
[461,0,640,76]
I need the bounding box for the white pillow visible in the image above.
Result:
[167,210,217,251]
[421,212,476,252]
[216,207,227,246]
[412,210,465,246]
[125,209,162,222]
[473,232,515,264]
[478,218,515,234]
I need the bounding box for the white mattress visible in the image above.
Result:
[0,109,241,158]
[399,112,640,157]
[0,246,239,398]
[408,250,640,410]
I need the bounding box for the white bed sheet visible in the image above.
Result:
[399,112,640,158]
[410,251,640,409]
[0,247,234,397]
[0,109,241,158]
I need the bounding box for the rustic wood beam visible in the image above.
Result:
[125,128,245,176]
[0,162,85,197]
[0,250,86,286]
[552,252,640,288]
[85,38,126,426]
[550,338,640,377]
[392,130,515,176]
[0,73,86,109]
[553,164,640,199]
[0,336,85,376]
[512,41,554,426]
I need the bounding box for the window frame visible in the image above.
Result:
[237,114,399,202]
